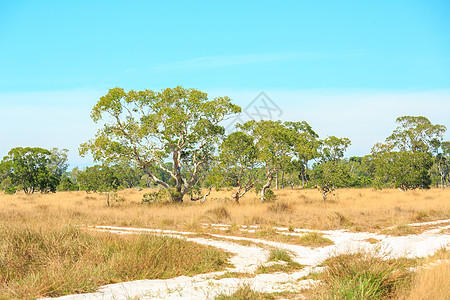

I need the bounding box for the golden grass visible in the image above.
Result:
[398,250,450,300]
[1,188,448,233]
[0,222,229,299]
[1,188,448,299]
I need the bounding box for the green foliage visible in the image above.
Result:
[262,189,277,202]
[268,248,293,262]
[57,176,79,191]
[4,186,16,195]
[142,188,173,204]
[320,136,351,162]
[372,151,433,191]
[77,165,119,193]
[310,136,352,200]
[0,147,68,194]
[112,162,143,188]
[370,116,446,191]
[239,120,295,201]
[80,86,241,202]
[386,116,446,153]
[213,131,263,203]
[312,161,351,200]
[285,121,320,188]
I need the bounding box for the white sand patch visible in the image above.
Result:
[42,219,450,300]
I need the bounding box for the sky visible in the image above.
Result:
[1,0,449,167]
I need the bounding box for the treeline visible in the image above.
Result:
[0,155,166,194]
[1,87,449,202]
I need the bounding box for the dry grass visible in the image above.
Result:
[1,188,448,233]
[0,222,229,299]
[0,188,448,299]
[398,249,450,300]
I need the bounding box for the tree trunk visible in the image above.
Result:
[301,172,305,189]
[275,172,279,190]
[281,171,284,189]
[260,174,273,202]
[232,193,240,204]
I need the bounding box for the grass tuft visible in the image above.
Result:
[256,248,304,274]
[313,251,413,299]
[297,232,334,247]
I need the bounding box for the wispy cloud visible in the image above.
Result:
[155,53,296,70]
[154,50,370,71]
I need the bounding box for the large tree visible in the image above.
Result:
[80,86,240,202]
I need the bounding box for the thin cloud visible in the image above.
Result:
[153,50,370,71]
[154,53,296,70]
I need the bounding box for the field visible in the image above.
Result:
[1,187,449,299]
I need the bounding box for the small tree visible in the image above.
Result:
[77,165,119,206]
[239,120,295,202]
[80,86,240,202]
[312,136,352,200]
[213,131,263,203]
[285,121,320,188]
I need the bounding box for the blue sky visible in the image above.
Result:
[1,1,449,167]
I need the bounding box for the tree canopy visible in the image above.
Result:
[80,86,241,202]
[1,147,68,194]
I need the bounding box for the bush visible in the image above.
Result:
[263,189,278,202]
[4,186,16,194]
[142,189,173,204]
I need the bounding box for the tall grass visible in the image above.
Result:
[398,250,450,300]
[313,251,414,300]
[0,223,229,299]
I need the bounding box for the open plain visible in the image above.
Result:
[1,188,449,299]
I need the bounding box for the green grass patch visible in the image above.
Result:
[297,232,334,247]
[0,223,230,299]
[312,251,414,299]
[256,248,304,274]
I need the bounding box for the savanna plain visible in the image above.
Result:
[1,188,449,299]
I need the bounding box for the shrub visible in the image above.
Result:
[4,186,16,195]
[142,189,172,204]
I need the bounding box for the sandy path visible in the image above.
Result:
[41,219,450,300]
